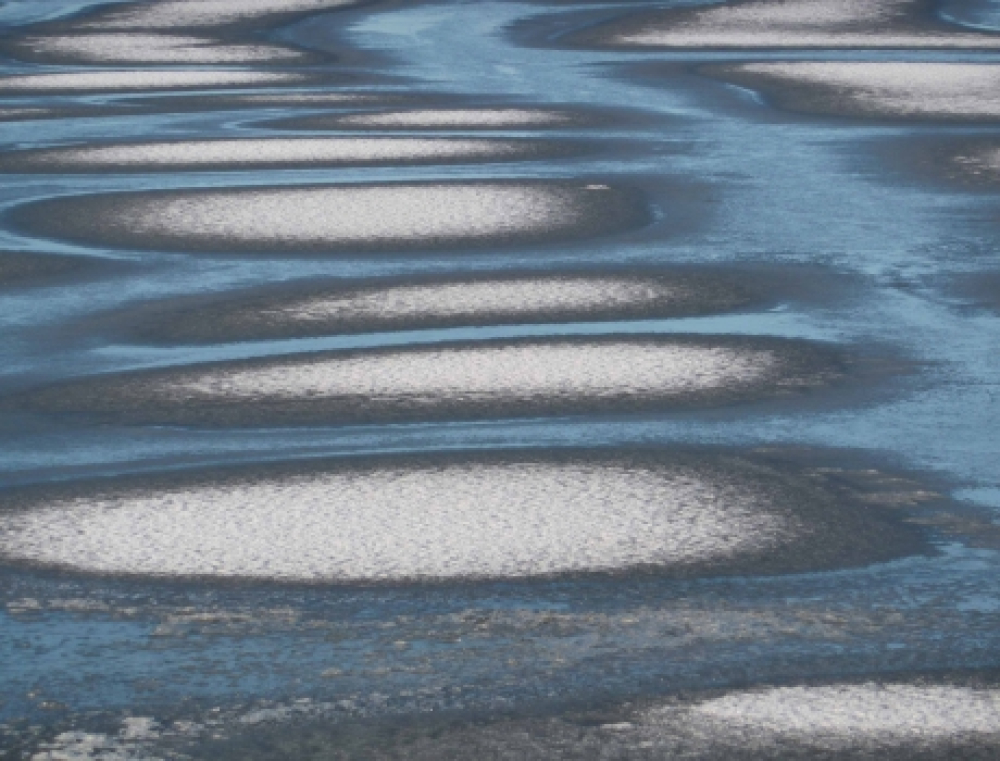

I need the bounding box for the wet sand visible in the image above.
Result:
[90,270,756,344]
[0,69,315,94]
[0,137,580,173]
[13,180,650,254]
[0,447,927,583]
[9,335,844,427]
[573,0,1000,50]
[0,250,101,287]
[269,106,607,131]
[702,62,1000,122]
[2,0,1000,754]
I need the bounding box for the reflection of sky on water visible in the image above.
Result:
[0,0,999,733]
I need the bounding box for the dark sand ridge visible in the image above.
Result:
[11,180,650,254]
[0,447,928,583]
[83,270,757,345]
[181,671,1000,760]
[572,0,1000,49]
[0,250,97,287]
[0,136,584,173]
[7,334,844,428]
[701,62,1000,123]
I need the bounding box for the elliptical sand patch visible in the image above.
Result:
[704,62,1000,122]
[0,450,925,582]
[0,137,568,173]
[11,335,842,427]
[14,181,647,253]
[585,0,1000,49]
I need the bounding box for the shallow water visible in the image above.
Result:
[1,0,1000,758]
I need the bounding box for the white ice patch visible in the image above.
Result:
[18,32,304,63]
[171,343,775,403]
[613,0,1000,48]
[280,277,680,322]
[330,108,578,128]
[681,683,1000,742]
[728,62,1000,119]
[21,138,535,169]
[0,462,792,581]
[84,0,362,29]
[114,183,619,247]
[0,69,304,92]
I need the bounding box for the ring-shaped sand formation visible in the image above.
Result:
[7,32,309,64]
[0,450,925,583]
[10,335,843,427]
[106,272,754,344]
[13,181,648,253]
[270,107,594,131]
[578,0,1000,49]
[0,137,573,173]
[703,62,1000,122]
[0,69,309,94]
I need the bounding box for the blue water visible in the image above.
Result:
[1,0,999,738]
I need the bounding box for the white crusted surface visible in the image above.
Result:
[331,108,578,128]
[20,138,536,168]
[612,0,1000,48]
[727,62,1000,119]
[172,343,775,402]
[678,683,1000,742]
[280,277,681,322]
[0,462,792,581]
[0,69,304,92]
[85,0,361,29]
[113,183,619,246]
[18,32,304,63]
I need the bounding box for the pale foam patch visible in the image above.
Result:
[281,277,677,322]
[331,108,578,128]
[84,0,362,29]
[0,462,792,581]
[115,184,616,247]
[17,32,305,63]
[0,69,304,92]
[729,62,1000,119]
[955,146,1000,175]
[18,138,534,169]
[171,343,774,402]
[612,0,1000,48]
[680,684,1000,742]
